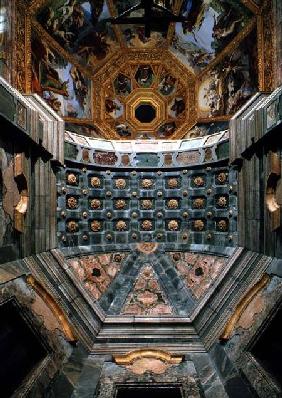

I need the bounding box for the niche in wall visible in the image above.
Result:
[0,300,47,398]
[251,303,282,387]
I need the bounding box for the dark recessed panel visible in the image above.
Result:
[116,386,182,398]
[0,301,47,398]
[251,305,282,387]
[135,104,156,123]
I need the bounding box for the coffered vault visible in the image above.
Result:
[19,0,272,139]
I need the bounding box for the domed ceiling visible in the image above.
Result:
[30,0,263,139]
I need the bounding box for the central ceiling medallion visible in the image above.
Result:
[126,90,166,135]
[94,57,196,140]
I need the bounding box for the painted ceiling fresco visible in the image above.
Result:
[37,0,119,70]
[95,59,194,139]
[0,0,13,82]
[29,0,262,139]
[32,34,92,119]
[113,0,177,48]
[171,0,253,74]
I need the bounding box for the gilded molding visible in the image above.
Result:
[26,275,77,342]
[241,0,260,15]
[261,0,274,92]
[15,3,31,93]
[198,18,257,81]
[113,349,183,366]
[220,274,270,341]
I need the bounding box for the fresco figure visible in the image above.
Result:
[105,99,123,118]
[157,122,176,138]
[32,36,91,118]
[159,74,176,96]
[171,0,252,73]
[114,74,131,95]
[116,123,131,138]
[135,65,154,87]
[39,0,117,67]
[0,0,12,81]
[170,97,185,117]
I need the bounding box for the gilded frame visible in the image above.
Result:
[15,0,274,138]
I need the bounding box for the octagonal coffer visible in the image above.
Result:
[135,103,157,123]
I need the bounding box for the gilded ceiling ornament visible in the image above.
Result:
[67,196,78,209]
[217,219,228,231]
[90,220,102,232]
[193,176,205,187]
[167,199,179,209]
[141,199,153,209]
[114,253,122,262]
[115,199,126,209]
[168,220,179,231]
[116,220,128,231]
[217,196,228,207]
[172,252,181,261]
[216,172,227,184]
[141,179,154,189]
[141,220,153,231]
[193,219,205,231]
[90,199,102,209]
[67,173,78,185]
[167,178,178,188]
[137,242,159,254]
[193,198,205,209]
[90,176,101,188]
[115,178,127,189]
[67,220,78,233]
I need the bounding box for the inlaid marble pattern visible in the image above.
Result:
[169,252,226,299]
[121,265,173,316]
[68,253,128,300]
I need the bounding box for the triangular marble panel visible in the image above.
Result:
[121,265,174,316]
[68,253,128,300]
[168,252,226,299]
